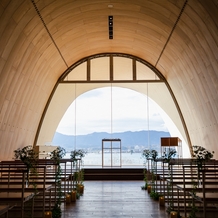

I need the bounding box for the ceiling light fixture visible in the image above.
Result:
[108,15,113,39]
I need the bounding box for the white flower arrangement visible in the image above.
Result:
[150,149,158,161]
[192,145,214,181]
[142,149,158,161]
[162,148,177,163]
[142,149,150,160]
[192,145,214,161]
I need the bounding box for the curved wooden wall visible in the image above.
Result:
[0,0,217,160]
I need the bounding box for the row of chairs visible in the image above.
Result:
[146,158,218,218]
[0,159,81,218]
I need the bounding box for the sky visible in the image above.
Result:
[56,87,169,135]
[55,86,190,157]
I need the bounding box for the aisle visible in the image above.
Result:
[61,181,169,218]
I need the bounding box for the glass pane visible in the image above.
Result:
[112,141,121,149]
[112,151,121,167]
[91,57,110,80]
[103,141,111,149]
[136,61,159,80]
[64,62,87,81]
[83,153,102,166]
[103,151,111,166]
[114,57,132,80]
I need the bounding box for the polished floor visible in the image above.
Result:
[62,181,169,218]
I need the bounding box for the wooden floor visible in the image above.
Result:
[61,181,169,218]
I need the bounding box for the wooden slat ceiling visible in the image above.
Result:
[0,0,217,160]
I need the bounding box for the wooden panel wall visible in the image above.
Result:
[0,0,217,160]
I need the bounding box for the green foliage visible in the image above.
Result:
[70,149,86,166]
[141,149,158,191]
[78,169,84,185]
[50,146,66,164]
[142,149,158,161]
[188,180,198,218]
[142,149,150,160]
[13,145,38,187]
[14,145,38,217]
[14,145,38,170]
[71,149,86,195]
[166,205,173,214]
[193,145,214,180]
[166,179,173,215]
[50,146,66,218]
[162,149,177,213]
[189,204,198,218]
[141,183,147,190]
[142,168,148,188]
[74,171,79,181]
[150,150,158,161]
[192,145,214,161]
[52,203,62,218]
[76,191,80,199]
[162,148,177,163]
[150,191,160,200]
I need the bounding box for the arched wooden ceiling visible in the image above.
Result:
[0,0,217,160]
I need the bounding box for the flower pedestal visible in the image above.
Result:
[147,185,151,194]
[170,211,177,218]
[159,196,165,207]
[44,211,52,218]
[71,190,77,202]
[79,184,84,194]
[77,184,84,195]
[66,194,71,204]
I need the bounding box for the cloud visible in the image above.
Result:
[55,86,190,157]
[57,87,168,135]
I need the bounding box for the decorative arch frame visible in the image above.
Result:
[34,53,192,154]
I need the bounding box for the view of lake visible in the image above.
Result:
[64,152,145,167]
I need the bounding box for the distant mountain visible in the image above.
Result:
[52,130,170,152]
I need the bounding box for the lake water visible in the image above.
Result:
[64,152,145,167]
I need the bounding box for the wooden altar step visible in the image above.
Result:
[83,168,144,180]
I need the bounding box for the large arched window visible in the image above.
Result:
[35,53,191,157]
